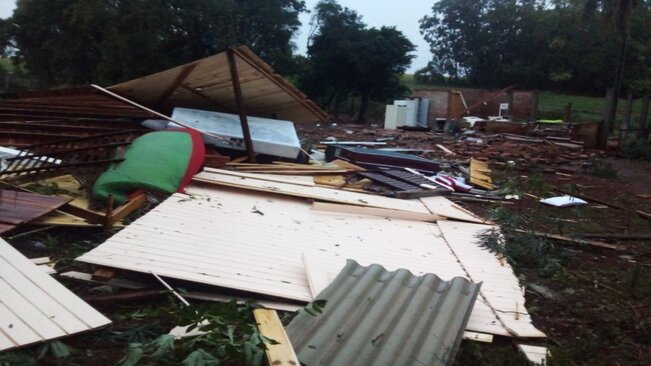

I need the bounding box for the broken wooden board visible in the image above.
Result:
[254,309,300,366]
[0,238,110,351]
[193,169,430,214]
[205,167,315,186]
[21,175,141,227]
[419,196,488,223]
[514,229,619,250]
[0,190,71,234]
[437,221,546,338]
[516,344,549,365]
[311,201,441,222]
[470,158,495,190]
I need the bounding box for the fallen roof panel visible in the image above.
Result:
[76,183,544,337]
[286,260,481,366]
[0,238,111,351]
[109,46,327,123]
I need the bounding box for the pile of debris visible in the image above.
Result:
[0,47,589,366]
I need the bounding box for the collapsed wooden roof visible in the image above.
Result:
[109,46,328,123]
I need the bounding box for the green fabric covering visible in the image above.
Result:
[93,131,192,205]
[537,119,564,124]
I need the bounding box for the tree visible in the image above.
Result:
[302,0,414,121]
[418,0,651,95]
[0,0,306,86]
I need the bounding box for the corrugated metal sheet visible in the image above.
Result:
[286,260,481,366]
[109,46,327,123]
[0,238,111,351]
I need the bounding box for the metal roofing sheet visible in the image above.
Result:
[286,260,481,366]
[0,239,111,351]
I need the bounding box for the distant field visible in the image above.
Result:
[402,74,645,123]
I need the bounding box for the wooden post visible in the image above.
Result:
[638,93,650,140]
[564,102,572,123]
[531,91,539,122]
[599,89,615,150]
[227,48,256,163]
[253,309,299,366]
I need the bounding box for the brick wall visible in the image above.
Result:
[412,88,537,121]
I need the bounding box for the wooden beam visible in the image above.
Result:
[311,201,441,222]
[514,229,619,250]
[105,193,147,227]
[179,84,236,113]
[226,48,256,163]
[302,253,330,298]
[155,63,199,107]
[253,309,300,366]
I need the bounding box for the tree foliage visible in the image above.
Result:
[1,0,305,85]
[419,0,651,94]
[300,0,414,121]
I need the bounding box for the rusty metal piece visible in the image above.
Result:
[0,190,71,234]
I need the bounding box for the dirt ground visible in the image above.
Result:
[2,123,650,365]
[298,123,651,365]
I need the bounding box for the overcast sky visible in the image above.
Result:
[0,0,432,73]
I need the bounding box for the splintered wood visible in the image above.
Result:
[470,158,495,190]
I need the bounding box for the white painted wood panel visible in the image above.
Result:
[192,171,430,213]
[420,196,488,223]
[76,185,532,336]
[437,221,546,338]
[0,239,111,351]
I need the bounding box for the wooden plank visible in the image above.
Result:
[92,268,116,282]
[311,201,440,222]
[463,331,494,343]
[420,196,488,223]
[302,253,330,298]
[0,257,88,334]
[193,170,430,214]
[0,302,40,348]
[105,193,147,227]
[30,257,52,265]
[0,239,111,331]
[253,309,300,366]
[0,190,71,226]
[205,168,315,187]
[436,144,456,155]
[470,158,495,190]
[516,344,548,365]
[514,229,619,250]
[226,170,348,175]
[437,221,546,338]
[0,278,66,339]
[155,63,199,106]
